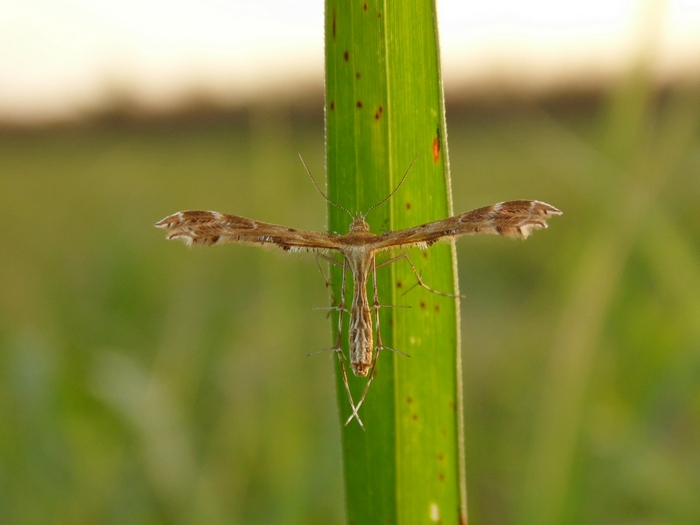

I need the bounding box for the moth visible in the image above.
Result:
[155,158,561,428]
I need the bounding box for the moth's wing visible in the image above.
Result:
[371,200,562,250]
[155,211,342,251]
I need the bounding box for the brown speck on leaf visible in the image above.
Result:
[343,50,349,61]
[438,453,444,461]
[434,304,440,312]
[406,202,411,210]
[396,281,402,288]
[438,472,445,482]
[374,105,383,120]
[332,9,337,39]
[363,3,367,11]
[356,101,363,108]
[356,72,360,79]
[407,396,413,404]
[433,136,440,163]
[420,301,426,309]
[412,413,418,421]
[423,251,428,258]
[330,101,335,110]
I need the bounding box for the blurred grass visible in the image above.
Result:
[1,85,700,524]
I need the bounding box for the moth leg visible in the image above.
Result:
[377,252,462,298]
[309,257,363,428]
[345,257,386,426]
[309,253,346,328]
[328,257,364,430]
[316,252,344,267]
[314,254,343,312]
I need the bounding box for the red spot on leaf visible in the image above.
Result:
[433,136,440,162]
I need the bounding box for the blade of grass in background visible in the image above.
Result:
[324,1,466,523]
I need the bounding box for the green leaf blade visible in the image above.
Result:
[325,1,466,524]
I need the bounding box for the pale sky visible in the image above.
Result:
[1,0,699,123]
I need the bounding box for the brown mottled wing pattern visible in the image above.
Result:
[155,210,342,251]
[371,200,562,250]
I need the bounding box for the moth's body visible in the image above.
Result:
[156,199,561,426]
[342,247,374,377]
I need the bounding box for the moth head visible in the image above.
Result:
[349,217,370,233]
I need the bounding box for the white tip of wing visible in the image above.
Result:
[532,201,563,217]
[154,212,183,229]
[493,200,561,240]
[167,233,194,247]
[518,221,547,239]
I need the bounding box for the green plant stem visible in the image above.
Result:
[324,1,466,523]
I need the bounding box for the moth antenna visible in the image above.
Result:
[363,154,418,218]
[298,154,354,220]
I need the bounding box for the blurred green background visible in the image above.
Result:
[1,79,699,524]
